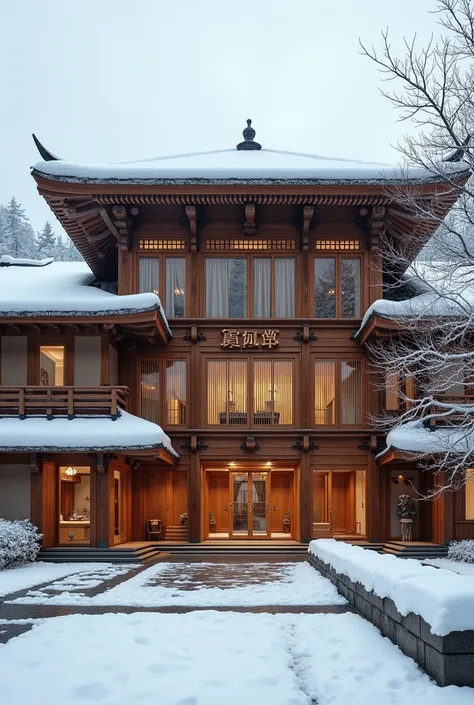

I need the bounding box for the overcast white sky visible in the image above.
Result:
[1,0,438,234]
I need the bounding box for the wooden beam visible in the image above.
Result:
[100,208,121,244]
[87,229,112,244]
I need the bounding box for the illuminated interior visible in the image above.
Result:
[40,345,65,386]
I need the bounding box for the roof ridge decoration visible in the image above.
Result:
[236,119,262,151]
[32,134,60,161]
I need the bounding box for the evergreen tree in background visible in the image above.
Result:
[0,197,35,258]
[0,197,83,262]
[35,221,56,258]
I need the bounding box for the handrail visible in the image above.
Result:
[0,386,130,420]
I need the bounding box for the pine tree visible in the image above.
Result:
[35,221,56,258]
[0,197,35,258]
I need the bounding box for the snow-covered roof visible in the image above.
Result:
[32,148,469,186]
[380,420,472,457]
[0,259,170,333]
[0,409,178,457]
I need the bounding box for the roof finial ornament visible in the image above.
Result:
[236,119,262,151]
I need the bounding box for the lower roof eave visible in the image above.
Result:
[0,444,177,465]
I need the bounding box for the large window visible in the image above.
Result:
[254,360,293,424]
[314,359,362,425]
[138,257,186,318]
[140,359,187,426]
[314,257,361,318]
[207,360,248,424]
[206,259,247,317]
[207,358,294,426]
[205,256,295,318]
[253,258,295,317]
[40,345,65,386]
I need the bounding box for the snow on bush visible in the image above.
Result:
[0,519,42,570]
[448,540,474,563]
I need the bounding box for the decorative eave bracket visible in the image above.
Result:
[185,206,199,251]
[294,324,317,343]
[244,203,257,235]
[180,436,209,453]
[301,206,315,251]
[291,435,319,453]
[183,325,207,343]
[241,436,260,452]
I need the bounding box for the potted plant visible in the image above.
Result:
[396,494,416,541]
[179,512,188,526]
[209,511,216,532]
[283,510,291,533]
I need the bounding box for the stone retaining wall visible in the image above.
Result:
[308,552,474,687]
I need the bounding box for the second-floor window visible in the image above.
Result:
[205,257,295,318]
[207,358,294,425]
[314,359,362,425]
[314,257,361,318]
[206,258,247,317]
[139,257,186,318]
[140,359,187,425]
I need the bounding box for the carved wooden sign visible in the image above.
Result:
[221,329,279,349]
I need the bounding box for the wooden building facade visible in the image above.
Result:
[0,122,472,549]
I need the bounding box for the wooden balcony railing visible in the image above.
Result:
[0,386,130,421]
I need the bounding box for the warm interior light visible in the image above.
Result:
[398,474,403,480]
[64,466,77,477]
[229,462,236,467]
[266,461,272,467]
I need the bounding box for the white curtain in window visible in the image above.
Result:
[253,259,271,317]
[165,258,186,317]
[139,258,159,294]
[275,258,295,317]
[341,360,361,424]
[206,259,228,317]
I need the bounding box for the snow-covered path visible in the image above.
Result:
[0,611,472,705]
[9,561,346,607]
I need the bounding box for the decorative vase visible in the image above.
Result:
[400,518,413,542]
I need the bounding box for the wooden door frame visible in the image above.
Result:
[202,464,296,540]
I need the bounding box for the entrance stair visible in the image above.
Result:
[158,540,309,555]
[37,543,162,564]
[381,541,448,559]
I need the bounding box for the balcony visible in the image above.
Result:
[0,386,130,420]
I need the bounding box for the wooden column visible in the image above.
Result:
[366,452,381,541]
[132,465,145,540]
[31,458,57,548]
[189,453,201,543]
[299,454,312,543]
[432,477,455,544]
[90,455,114,547]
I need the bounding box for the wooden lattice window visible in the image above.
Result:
[206,239,296,251]
[315,240,360,251]
[140,239,186,251]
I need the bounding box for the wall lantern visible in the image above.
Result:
[64,466,77,477]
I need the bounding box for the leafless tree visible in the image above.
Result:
[360,0,474,496]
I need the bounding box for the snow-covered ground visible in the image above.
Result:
[0,562,131,598]
[0,611,472,705]
[423,558,474,576]
[9,561,345,607]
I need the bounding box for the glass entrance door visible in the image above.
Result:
[230,471,271,538]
